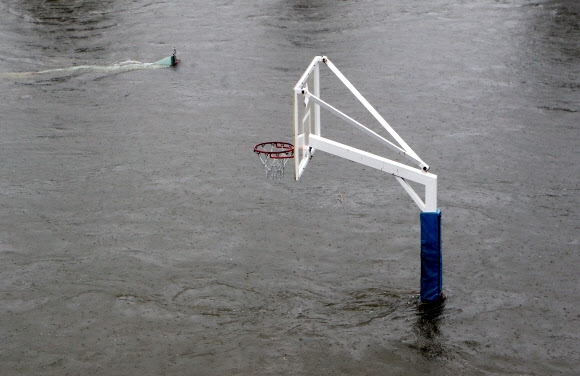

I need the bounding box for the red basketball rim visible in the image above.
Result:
[253,142,294,159]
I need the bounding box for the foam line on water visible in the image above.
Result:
[0,60,165,79]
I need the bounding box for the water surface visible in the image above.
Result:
[0,0,578,374]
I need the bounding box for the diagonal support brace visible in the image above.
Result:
[308,134,437,212]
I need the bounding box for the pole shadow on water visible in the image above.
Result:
[410,296,446,359]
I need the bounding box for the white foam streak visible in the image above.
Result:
[0,60,165,80]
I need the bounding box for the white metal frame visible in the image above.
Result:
[293,56,321,181]
[293,56,437,212]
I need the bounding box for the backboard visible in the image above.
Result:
[293,56,323,180]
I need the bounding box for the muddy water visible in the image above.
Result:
[0,0,578,374]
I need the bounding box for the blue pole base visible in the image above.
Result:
[420,209,443,303]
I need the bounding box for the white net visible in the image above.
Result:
[254,142,294,180]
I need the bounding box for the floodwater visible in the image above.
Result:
[0,0,578,375]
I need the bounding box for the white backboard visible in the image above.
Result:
[293,56,323,181]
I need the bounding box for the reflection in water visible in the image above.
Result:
[16,0,113,23]
[517,1,580,111]
[411,297,446,359]
[7,0,117,57]
[289,0,333,22]
[542,1,580,73]
[267,0,354,49]
[530,1,580,64]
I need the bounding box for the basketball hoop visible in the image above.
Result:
[254,142,294,179]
